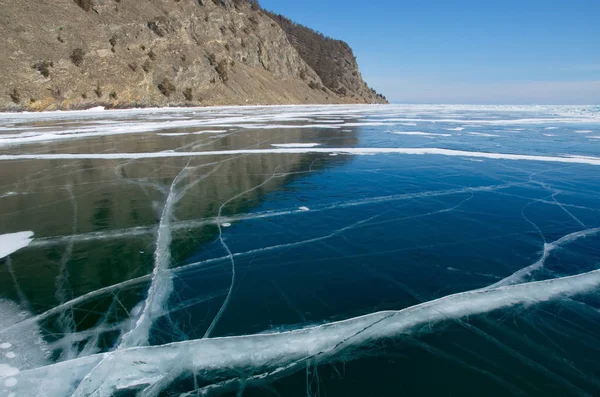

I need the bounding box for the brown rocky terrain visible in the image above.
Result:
[0,0,387,111]
[265,11,388,104]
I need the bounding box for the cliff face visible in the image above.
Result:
[0,0,387,111]
[265,12,388,104]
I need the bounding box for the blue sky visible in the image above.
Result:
[259,0,600,104]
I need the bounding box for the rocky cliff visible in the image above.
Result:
[0,0,387,111]
[265,11,388,104]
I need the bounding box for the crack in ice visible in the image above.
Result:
[6,268,600,396]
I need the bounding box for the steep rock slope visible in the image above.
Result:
[0,0,386,111]
[265,12,387,104]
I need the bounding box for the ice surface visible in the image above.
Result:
[6,269,600,396]
[1,104,600,396]
[1,104,597,147]
[390,131,452,137]
[0,232,34,259]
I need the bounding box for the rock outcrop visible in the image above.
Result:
[0,0,387,111]
[265,11,387,104]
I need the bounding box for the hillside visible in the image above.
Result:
[264,11,387,104]
[0,0,387,111]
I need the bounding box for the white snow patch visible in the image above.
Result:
[468,132,499,137]
[156,133,190,136]
[464,158,484,162]
[221,223,232,228]
[299,206,310,211]
[390,131,452,137]
[5,352,16,359]
[0,343,12,349]
[239,124,341,129]
[0,232,34,259]
[192,130,228,134]
[0,364,19,377]
[271,143,321,148]
[4,377,17,387]
[341,122,397,127]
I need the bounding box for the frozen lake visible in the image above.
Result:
[1,104,600,396]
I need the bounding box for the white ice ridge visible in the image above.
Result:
[0,232,34,259]
[7,268,600,396]
[118,165,189,349]
[489,227,600,288]
[2,148,600,166]
[271,143,321,148]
